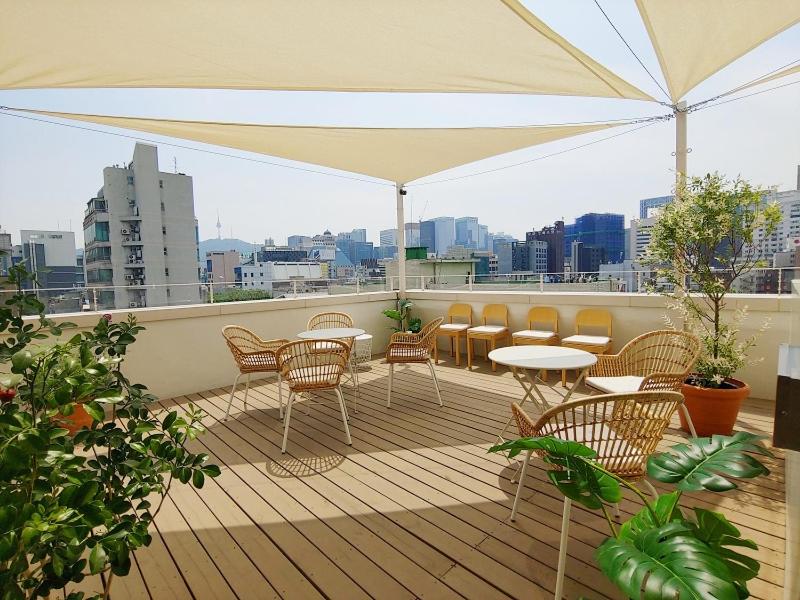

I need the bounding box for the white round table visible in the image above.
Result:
[297,327,366,412]
[488,345,597,442]
[297,327,365,340]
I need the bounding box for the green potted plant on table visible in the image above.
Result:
[644,173,781,435]
[490,433,771,599]
[0,266,220,599]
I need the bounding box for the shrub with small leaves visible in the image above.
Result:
[0,266,220,599]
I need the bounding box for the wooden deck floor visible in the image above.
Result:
[91,356,785,600]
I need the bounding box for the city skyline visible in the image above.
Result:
[1,1,798,247]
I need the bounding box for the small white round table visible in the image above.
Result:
[297,327,366,412]
[297,327,365,341]
[488,346,597,442]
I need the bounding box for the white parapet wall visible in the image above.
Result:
[408,289,796,401]
[26,292,397,399]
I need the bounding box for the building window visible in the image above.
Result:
[166,288,171,297]
[163,247,168,256]
[127,176,134,184]
[162,226,166,235]
[159,179,164,188]
[161,202,165,211]
[164,268,170,277]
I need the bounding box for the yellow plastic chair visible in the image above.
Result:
[561,308,612,386]
[435,303,472,366]
[467,304,510,371]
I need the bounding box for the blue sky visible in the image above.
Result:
[1,1,798,247]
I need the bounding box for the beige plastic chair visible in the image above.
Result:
[509,391,683,599]
[307,311,360,412]
[586,329,701,436]
[511,306,559,381]
[435,303,472,366]
[560,308,613,386]
[386,318,445,408]
[467,304,510,371]
[276,339,352,453]
[222,326,289,420]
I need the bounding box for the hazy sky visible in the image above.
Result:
[1,1,798,247]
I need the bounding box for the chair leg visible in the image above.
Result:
[335,387,352,445]
[434,338,439,364]
[387,363,394,407]
[277,374,284,420]
[491,338,497,372]
[680,404,698,438]
[427,359,443,406]
[224,372,243,420]
[349,359,359,414]
[554,498,572,600]
[467,337,473,369]
[243,373,251,411]
[455,334,461,366]
[511,449,532,521]
[281,392,294,453]
[561,369,567,388]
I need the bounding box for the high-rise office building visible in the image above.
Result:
[206,250,240,286]
[527,220,564,274]
[84,143,201,309]
[20,230,84,308]
[495,241,513,274]
[639,196,673,219]
[511,240,548,273]
[478,224,489,250]
[379,228,398,247]
[404,222,420,247]
[0,229,13,275]
[287,235,313,250]
[570,241,606,273]
[430,217,455,256]
[628,216,659,261]
[455,217,479,249]
[752,181,800,263]
[564,213,625,264]
[419,220,436,255]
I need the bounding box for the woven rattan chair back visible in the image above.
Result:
[482,304,508,327]
[513,391,683,479]
[419,317,445,353]
[222,325,279,373]
[307,311,353,331]
[526,306,558,333]
[574,308,612,337]
[276,339,350,393]
[447,303,473,325]
[620,330,700,385]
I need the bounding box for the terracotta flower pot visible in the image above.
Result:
[56,403,95,436]
[679,377,750,436]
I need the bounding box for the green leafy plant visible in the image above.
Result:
[211,288,272,303]
[382,298,421,333]
[643,173,781,388]
[0,266,220,599]
[490,432,771,599]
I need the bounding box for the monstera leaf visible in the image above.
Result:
[597,521,740,600]
[688,508,759,595]
[489,436,621,509]
[647,432,771,492]
[618,491,682,539]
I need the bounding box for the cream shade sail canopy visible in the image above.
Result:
[732,64,800,93]
[0,0,651,101]
[636,0,800,102]
[16,109,620,184]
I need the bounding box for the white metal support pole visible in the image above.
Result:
[675,101,688,195]
[396,184,407,299]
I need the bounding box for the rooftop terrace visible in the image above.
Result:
[70,356,785,600]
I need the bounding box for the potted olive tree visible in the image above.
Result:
[645,173,781,435]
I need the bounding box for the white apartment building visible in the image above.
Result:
[310,230,336,261]
[628,216,659,261]
[83,143,201,310]
[239,261,322,293]
[754,187,800,263]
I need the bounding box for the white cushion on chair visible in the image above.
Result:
[562,334,610,346]
[586,375,644,394]
[439,323,469,332]
[468,325,507,335]
[286,366,340,386]
[512,329,556,340]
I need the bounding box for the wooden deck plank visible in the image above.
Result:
[102,356,784,600]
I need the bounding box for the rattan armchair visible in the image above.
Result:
[222,326,289,420]
[307,311,360,412]
[276,339,352,453]
[586,329,701,437]
[509,392,683,599]
[386,317,444,408]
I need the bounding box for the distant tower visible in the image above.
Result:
[216,211,222,240]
